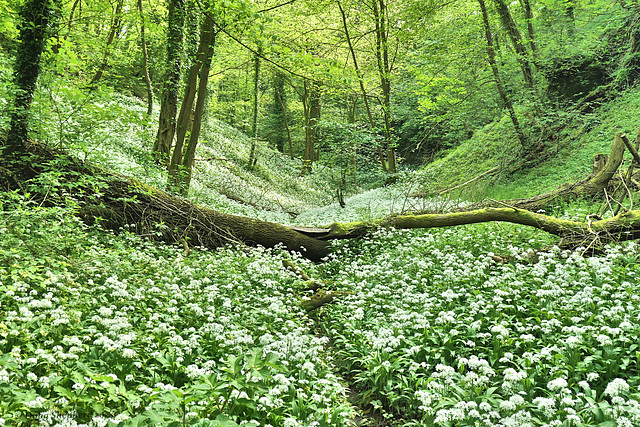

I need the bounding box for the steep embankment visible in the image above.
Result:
[19,87,339,222]
[417,87,640,200]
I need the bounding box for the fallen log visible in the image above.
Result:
[3,137,640,262]
[318,207,640,249]
[463,131,628,212]
[412,132,628,212]
[1,143,331,262]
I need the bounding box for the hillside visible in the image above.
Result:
[416,87,640,201]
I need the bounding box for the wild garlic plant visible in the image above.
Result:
[0,195,353,426]
[319,222,640,426]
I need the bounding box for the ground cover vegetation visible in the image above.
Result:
[5,0,640,425]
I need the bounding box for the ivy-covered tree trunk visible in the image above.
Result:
[565,1,576,37]
[153,0,184,163]
[4,0,58,154]
[168,13,214,190]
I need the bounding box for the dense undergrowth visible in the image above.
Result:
[4,188,640,426]
[0,194,353,427]
[321,222,640,426]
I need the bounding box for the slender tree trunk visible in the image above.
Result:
[566,1,576,37]
[138,0,153,117]
[89,0,124,86]
[337,0,387,172]
[301,79,321,176]
[65,0,80,39]
[492,0,535,87]
[153,0,184,163]
[168,13,214,188]
[479,0,528,149]
[181,39,215,192]
[373,0,396,173]
[4,0,58,154]
[521,0,538,63]
[274,74,293,158]
[248,46,262,169]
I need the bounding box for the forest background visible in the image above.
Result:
[3,0,635,193]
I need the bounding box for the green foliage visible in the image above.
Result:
[413,111,522,197]
[0,194,354,426]
[316,121,384,205]
[6,2,640,425]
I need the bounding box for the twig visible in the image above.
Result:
[602,188,614,216]
[438,166,500,196]
[621,133,640,165]
[486,198,518,210]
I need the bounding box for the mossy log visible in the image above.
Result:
[317,208,640,249]
[2,143,331,262]
[80,180,331,262]
[300,289,352,312]
[469,132,627,212]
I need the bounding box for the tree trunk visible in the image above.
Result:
[89,0,124,86]
[153,0,184,163]
[138,0,153,117]
[521,0,538,63]
[4,0,58,155]
[373,0,396,173]
[492,0,535,87]
[65,0,81,39]
[273,73,293,158]
[338,0,384,172]
[180,38,215,193]
[566,1,576,37]
[478,0,528,149]
[2,143,330,261]
[319,207,640,250]
[168,13,214,189]
[475,132,627,212]
[248,46,262,169]
[4,130,639,263]
[301,79,321,176]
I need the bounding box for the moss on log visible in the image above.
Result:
[321,207,640,249]
[474,132,627,212]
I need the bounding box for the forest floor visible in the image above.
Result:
[3,88,640,426]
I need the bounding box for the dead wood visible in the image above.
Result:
[437,166,501,196]
[300,289,351,312]
[4,143,331,262]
